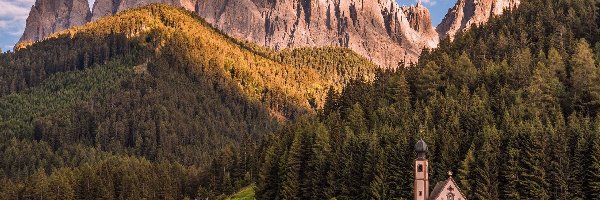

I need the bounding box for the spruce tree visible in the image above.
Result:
[517,120,549,200]
[527,61,564,110]
[281,131,304,200]
[473,126,500,200]
[568,115,588,199]
[547,111,570,199]
[457,146,475,199]
[571,39,600,113]
[587,128,600,199]
[500,134,520,200]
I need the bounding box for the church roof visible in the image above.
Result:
[429,179,450,200]
[428,176,467,200]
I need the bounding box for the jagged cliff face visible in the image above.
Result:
[19,0,91,43]
[195,0,439,67]
[18,0,517,67]
[437,0,520,40]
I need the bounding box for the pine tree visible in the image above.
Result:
[305,122,330,200]
[323,87,340,116]
[517,120,549,200]
[457,145,475,199]
[23,168,50,200]
[500,134,520,200]
[47,170,75,200]
[587,128,600,199]
[527,61,564,110]
[369,148,387,200]
[571,39,600,113]
[256,146,282,200]
[568,115,588,199]
[413,61,442,100]
[547,111,570,199]
[281,131,304,200]
[451,52,478,89]
[472,126,500,200]
[546,48,566,83]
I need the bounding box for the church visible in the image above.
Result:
[414,139,466,200]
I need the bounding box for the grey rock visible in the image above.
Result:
[19,0,91,43]
[437,0,520,41]
[19,0,519,67]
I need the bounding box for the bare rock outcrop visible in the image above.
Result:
[19,0,519,67]
[196,0,439,67]
[437,0,520,41]
[19,0,91,43]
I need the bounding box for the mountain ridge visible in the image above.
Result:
[19,0,519,67]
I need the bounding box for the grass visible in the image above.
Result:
[226,185,256,200]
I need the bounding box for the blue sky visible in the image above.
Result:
[0,0,454,52]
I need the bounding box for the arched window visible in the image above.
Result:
[447,193,454,200]
[417,164,423,172]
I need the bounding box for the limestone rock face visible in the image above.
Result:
[437,0,520,41]
[19,0,518,67]
[19,0,91,43]
[196,0,440,67]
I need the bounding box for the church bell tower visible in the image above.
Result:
[414,139,429,200]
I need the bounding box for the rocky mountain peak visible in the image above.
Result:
[19,0,518,67]
[437,0,520,41]
[19,0,91,43]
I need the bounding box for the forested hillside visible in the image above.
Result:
[0,4,376,199]
[255,0,600,199]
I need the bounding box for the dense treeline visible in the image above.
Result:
[256,0,600,199]
[0,155,203,199]
[0,4,378,199]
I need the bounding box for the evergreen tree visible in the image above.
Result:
[517,120,549,200]
[281,130,305,200]
[571,39,600,113]
[472,126,500,200]
[22,168,50,200]
[256,146,282,200]
[547,111,570,199]
[587,128,600,199]
[527,61,564,110]
[457,145,475,199]
[500,135,520,200]
[568,115,588,199]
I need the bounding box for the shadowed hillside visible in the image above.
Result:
[0,4,376,199]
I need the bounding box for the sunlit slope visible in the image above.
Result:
[21,4,377,117]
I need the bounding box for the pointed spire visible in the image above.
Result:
[417,0,422,7]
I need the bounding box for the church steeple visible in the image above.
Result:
[414,139,429,200]
[417,0,422,7]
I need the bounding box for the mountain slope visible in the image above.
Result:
[255,0,600,199]
[0,4,376,198]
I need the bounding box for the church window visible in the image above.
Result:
[417,164,423,172]
[419,191,422,196]
[447,193,454,200]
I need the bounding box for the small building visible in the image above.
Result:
[414,139,466,200]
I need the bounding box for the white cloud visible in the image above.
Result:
[0,0,35,48]
[423,0,437,6]
[415,0,437,6]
